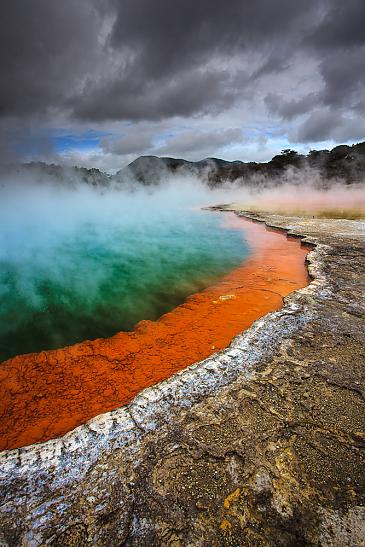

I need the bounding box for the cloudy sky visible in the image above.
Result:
[1,0,364,172]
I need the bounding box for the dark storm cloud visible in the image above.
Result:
[101,132,154,156]
[265,93,320,121]
[74,67,247,122]
[107,0,314,78]
[0,0,320,123]
[308,0,365,50]
[285,0,365,142]
[102,127,245,159]
[0,0,103,118]
[295,110,365,144]
[1,0,364,158]
[319,48,365,111]
[156,128,245,158]
[72,0,319,121]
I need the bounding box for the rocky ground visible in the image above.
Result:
[0,211,364,546]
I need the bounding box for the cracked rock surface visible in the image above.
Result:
[0,212,364,546]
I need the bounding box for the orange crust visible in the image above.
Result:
[0,215,309,450]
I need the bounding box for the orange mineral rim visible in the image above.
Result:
[0,214,310,450]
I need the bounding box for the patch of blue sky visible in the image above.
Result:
[51,130,112,153]
[148,131,171,148]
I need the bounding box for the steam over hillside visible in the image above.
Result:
[2,141,365,192]
[1,141,364,222]
[117,141,365,189]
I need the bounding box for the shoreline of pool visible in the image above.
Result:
[0,213,309,450]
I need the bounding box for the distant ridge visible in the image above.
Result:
[4,141,365,188]
[2,161,110,187]
[115,141,365,187]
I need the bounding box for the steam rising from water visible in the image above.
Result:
[212,165,365,218]
[241,182,365,219]
[0,166,364,361]
[0,177,248,361]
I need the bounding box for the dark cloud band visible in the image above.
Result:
[1,0,364,160]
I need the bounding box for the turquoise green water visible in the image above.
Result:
[0,185,249,361]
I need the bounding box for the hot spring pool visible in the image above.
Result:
[0,185,249,361]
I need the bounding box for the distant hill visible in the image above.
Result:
[1,162,110,187]
[112,155,249,187]
[113,141,365,187]
[2,141,365,188]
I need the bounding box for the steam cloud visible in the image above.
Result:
[0,164,364,360]
[0,172,249,360]
[225,166,365,217]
